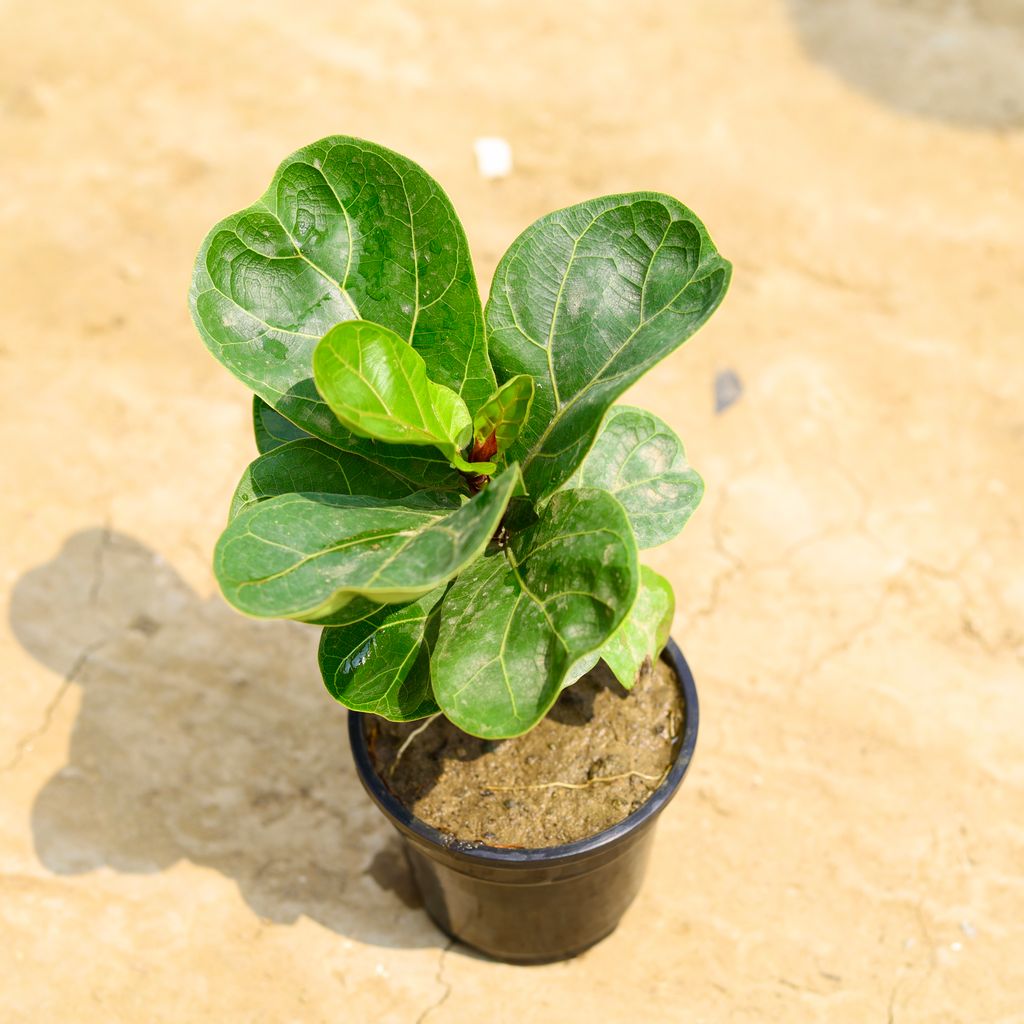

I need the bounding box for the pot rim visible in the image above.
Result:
[347,637,699,869]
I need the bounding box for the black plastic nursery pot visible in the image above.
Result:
[348,638,699,964]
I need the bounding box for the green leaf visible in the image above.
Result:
[600,566,675,690]
[561,405,703,548]
[318,588,444,720]
[190,135,496,448]
[431,487,639,738]
[471,375,535,462]
[252,396,311,453]
[214,464,520,621]
[486,192,730,498]
[553,565,674,693]
[313,320,495,475]
[228,436,466,520]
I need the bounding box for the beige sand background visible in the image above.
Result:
[3,1,1023,1020]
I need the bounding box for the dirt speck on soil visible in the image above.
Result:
[367,657,684,848]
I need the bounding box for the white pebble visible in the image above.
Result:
[474,137,513,180]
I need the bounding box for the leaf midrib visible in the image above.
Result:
[234,522,431,591]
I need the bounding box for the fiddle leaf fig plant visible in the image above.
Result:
[191,135,730,739]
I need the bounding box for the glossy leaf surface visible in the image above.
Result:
[600,566,675,690]
[562,405,703,548]
[252,396,310,453]
[214,465,520,621]
[431,488,638,738]
[486,193,730,498]
[318,588,444,720]
[313,320,494,474]
[190,136,496,449]
[228,436,465,520]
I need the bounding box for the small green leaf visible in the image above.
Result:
[313,320,495,474]
[214,464,520,621]
[600,566,675,689]
[431,487,638,738]
[562,405,703,548]
[229,436,466,520]
[189,136,496,450]
[554,566,674,693]
[252,396,311,454]
[471,375,535,462]
[318,588,444,720]
[486,192,730,498]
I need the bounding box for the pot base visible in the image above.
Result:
[404,825,657,963]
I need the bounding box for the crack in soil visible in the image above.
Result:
[416,940,454,1024]
[2,640,105,774]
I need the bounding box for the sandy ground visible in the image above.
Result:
[2,1,1023,1021]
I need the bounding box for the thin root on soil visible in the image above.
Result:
[390,713,441,777]
[481,768,670,793]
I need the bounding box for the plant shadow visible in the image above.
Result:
[11,528,443,949]
[785,0,1024,129]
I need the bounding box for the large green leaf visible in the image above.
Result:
[600,566,675,690]
[228,436,465,520]
[318,588,444,720]
[561,405,703,548]
[190,136,496,448]
[471,374,535,463]
[312,320,494,474]
[486,192,730,498]
[252,396,311,454]
[214,465,520,621]
[431,487,638,738]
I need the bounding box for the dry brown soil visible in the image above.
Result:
[370,659,683,847]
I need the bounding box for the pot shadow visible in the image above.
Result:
[785,0,1024,130]
[11,528,442,948]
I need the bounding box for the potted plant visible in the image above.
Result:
[189,136,730,963]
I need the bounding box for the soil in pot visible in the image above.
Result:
[366,657,684,848]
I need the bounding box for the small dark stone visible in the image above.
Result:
[714,368,743,413]
[129,613,161,636]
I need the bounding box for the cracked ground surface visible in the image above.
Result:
[2,1,1023,1021]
